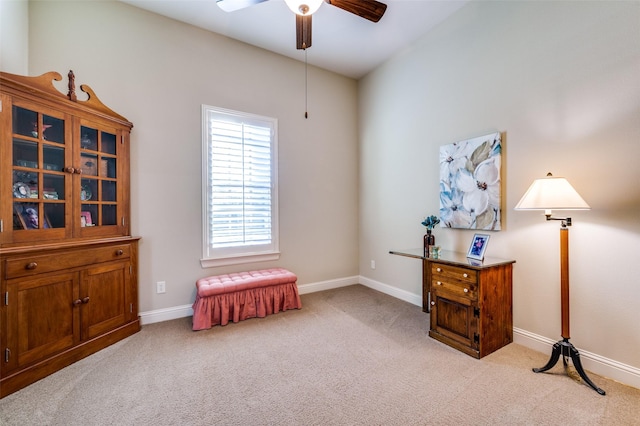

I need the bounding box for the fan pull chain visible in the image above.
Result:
[304,49,308,119]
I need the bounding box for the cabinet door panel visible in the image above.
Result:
[81,260,130,339]
[10,272,79,368]
[4,99,72,245]
[431,292,477,349]
[75,119,127,239]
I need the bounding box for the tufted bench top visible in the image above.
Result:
[196,268,298,297]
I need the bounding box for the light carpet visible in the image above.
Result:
[1,284,638,425]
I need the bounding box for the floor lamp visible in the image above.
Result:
[515,173,605,395]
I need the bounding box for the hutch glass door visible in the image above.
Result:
[11,103,69,242]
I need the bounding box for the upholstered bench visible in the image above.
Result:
[192,268,302,331]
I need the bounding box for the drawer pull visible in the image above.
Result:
[430,301,435,306]
[116,249,124,256]
[436,281,442,286]
[463,273,468,278]
[436,268,442,272]
[464,288,469,293]
[82,297,90,304]
[73,299,82,306]
[26,262,38,270]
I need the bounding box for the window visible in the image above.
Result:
[201,105,279,267]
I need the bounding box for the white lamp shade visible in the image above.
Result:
[284,0,323,15]
[515,174,590,210]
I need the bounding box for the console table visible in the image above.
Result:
[390,249,515,358]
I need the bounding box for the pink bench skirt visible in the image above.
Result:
[192,268,302,331]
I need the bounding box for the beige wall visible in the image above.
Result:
[19,0,360,313]
[0,0,28,74]
[359,1,640,385]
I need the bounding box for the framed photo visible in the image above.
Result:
[81,211,93,227]
[467,233,490,261]
[14,204,51,230]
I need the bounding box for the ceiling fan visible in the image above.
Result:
[217,0,387,50]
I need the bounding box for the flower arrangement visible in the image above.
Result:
[421,215,441,231]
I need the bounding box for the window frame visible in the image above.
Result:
[200,105,279,268]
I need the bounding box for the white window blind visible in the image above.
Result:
[201,106,279,267]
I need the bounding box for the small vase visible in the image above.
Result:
[424,230,435,257]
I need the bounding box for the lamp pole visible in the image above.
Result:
[560,226,570,340]
[531,221,605,395]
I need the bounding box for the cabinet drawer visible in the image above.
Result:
[432,264,477,300]
[432,264,477,283]
[4,244,131,279]
[432,279,477,301]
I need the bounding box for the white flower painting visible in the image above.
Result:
[439,132,502,230]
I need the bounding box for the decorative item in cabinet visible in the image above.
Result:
[13,203,52,230]
[81,157,98,176]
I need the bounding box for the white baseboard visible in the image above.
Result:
[296,275,360,294]
[514,327,640,391]
[139,304,193,325]
[138,275,639,390]
[358,275,423,307]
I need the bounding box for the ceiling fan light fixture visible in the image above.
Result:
[285,0,323,15]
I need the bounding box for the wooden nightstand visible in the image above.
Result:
[390,249,515,358]
[427,252,515,358]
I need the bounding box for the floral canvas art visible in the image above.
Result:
[439,132,502,230]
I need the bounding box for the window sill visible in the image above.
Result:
[200,252,280,268]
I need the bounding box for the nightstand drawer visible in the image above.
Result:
[432,278,477,300]
[432,264,477,283]
[4,244,131,279]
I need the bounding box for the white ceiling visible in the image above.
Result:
[120,0,468,79]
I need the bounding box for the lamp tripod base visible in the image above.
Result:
[533,338,605,395]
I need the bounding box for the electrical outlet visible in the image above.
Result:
[370,260,376,269]
[156,281,166,294]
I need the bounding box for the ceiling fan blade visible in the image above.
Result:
[296,14,312,50]
[216,0,268,13]
[326,0,387,23]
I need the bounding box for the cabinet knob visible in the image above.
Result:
[436,281,442,286]
[463,273,468,278]
[64,166,76,174]
[25,262,38,270]
[430,301,435,306]
[436,268,442,272]
[116,249,124,256]
[75,168,83,174]
[82,296,90,304]
[464,288,469,293]
[73,299,82,306]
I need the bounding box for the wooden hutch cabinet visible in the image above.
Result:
[0,70,140,398]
